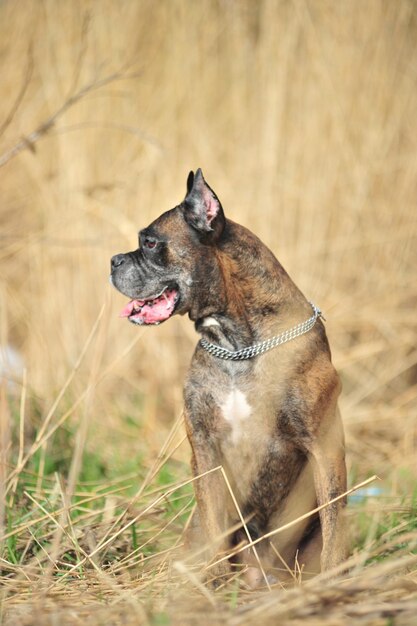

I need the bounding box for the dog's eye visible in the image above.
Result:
[143,237,157,249]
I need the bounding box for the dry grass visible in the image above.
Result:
[1,1,417,624]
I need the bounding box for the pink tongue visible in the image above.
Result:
[119,290,177,324]
[119,300,144,318]
[140,296,173,324]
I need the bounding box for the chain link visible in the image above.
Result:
[199,302,322,361]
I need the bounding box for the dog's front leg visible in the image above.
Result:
[308,412,348,571]
[184,409,232,584]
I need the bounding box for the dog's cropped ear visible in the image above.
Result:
[186,170,194,194]
[183,169,225,240]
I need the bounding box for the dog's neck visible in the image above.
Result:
[198,302,322,361]
[190,276,311,351]
[190,222,308,352]
[194,301,301,354]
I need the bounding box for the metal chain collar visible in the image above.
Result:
[199,302,322,361]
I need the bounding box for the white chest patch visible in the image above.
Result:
[221,388,251,444]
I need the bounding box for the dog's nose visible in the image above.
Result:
[111,254,126,270]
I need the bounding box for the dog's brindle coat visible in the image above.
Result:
[111,169,347,584]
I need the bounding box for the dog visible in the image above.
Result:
[110,169,348,586]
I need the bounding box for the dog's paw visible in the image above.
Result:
[243,567,278,589]
[205,560,232,589]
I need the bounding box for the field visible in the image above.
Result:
[1,1,417,624]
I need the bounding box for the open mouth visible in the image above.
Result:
[119,287,179,325]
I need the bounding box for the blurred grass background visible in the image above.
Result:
[1,1,417,623]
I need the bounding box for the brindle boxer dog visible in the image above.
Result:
[110,169,348,586]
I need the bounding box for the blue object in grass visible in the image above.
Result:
[348,486,385,504]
